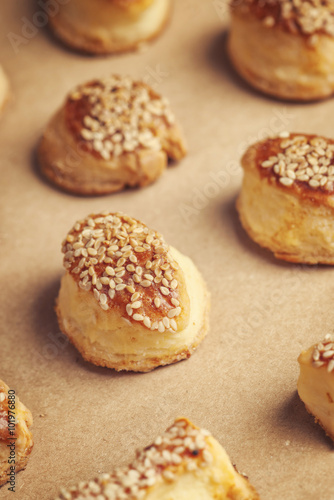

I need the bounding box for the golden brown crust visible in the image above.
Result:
[237,133,334,264]
[0,380,33,487]
[38,75,187,195]
[55,418,259,500]
[47,0,171,55]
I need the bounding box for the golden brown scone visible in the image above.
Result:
[229,0,334,101]
[237,132,334,264]
[46,0,171,54]
[56,212,210,372]
[298,335,334,441]
[38,75,187,195]
[0,380,33,487]
[0,65,9,112]
[54,417,259,500]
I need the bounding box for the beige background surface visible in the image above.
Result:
[1,1,334,499]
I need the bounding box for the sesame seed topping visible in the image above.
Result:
[234,0,334,37]
[62,212,182,331]
[259,134,334,192]
[56,418,214,500]
[312,334,334,372]
[67,75,176,162]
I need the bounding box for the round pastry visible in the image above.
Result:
[237,132,334,264]
[46,0,171,54]
[56,212,210,372]
[298,334,334,441]
[229,0,334,101]
[54,417,259,500]
[0,379,33,487]
[0,65,9,112]
[38,75,187,195]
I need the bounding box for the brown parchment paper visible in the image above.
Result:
[1,1,334,499]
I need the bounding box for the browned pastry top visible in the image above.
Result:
[62,212,184,333]
[65,75,175,162]
[231,0,334,37]
[243,132,334,205]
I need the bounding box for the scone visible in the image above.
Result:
[0,65,9,112]
[237,132,334,264]
[298,334,334,441]
[46,0,171,54]
[229,0,334,101]
[54,417,259,500]
[38,75,187,195]
[56,212,210,372]
[0,380,33,487]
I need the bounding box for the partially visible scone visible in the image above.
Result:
[237,132,334,264]
[56,211,210,372]
[0,380,33,487]
[0,65,9,112]
[298,335,334,441]
[229,0,334,101]
[54,417,259,500]
[38,75,187,195]
[46,0,171,54]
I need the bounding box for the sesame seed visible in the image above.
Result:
[62,212,181,322]
[260,134,334,192]
[133,314,144,322]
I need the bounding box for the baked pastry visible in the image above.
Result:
[0,379,33,487]
[229,0,334,101]
[38,75,187,195]
[298,334,334,441]
[56,212,210,372]
[47,0,171,54]
[0,65,9,112]
[54,417,259,500]
[237,132,334,264]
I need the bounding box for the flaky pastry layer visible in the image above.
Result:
[229,11,334,101]
[56,247,210,372]
[237,137,334,263]
[48,0,171,54]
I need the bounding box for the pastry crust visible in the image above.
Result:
[56,212,210,372]
[0,66,9,112]
[0,380,33,487]
[298,335,334,442]
[54,417,259,500]
[229,0,334,101]
[237,133,334,264]
[38,75,187,195]
[47,0,171,54]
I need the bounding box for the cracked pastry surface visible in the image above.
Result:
[46,0,171,54]
[228,0,334,100]
[298,334,334,441]
[56,212,210,372]
[54,417,259,500]
[0,380,33,487]
[38,75,187,195]
[237,132,334,263]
